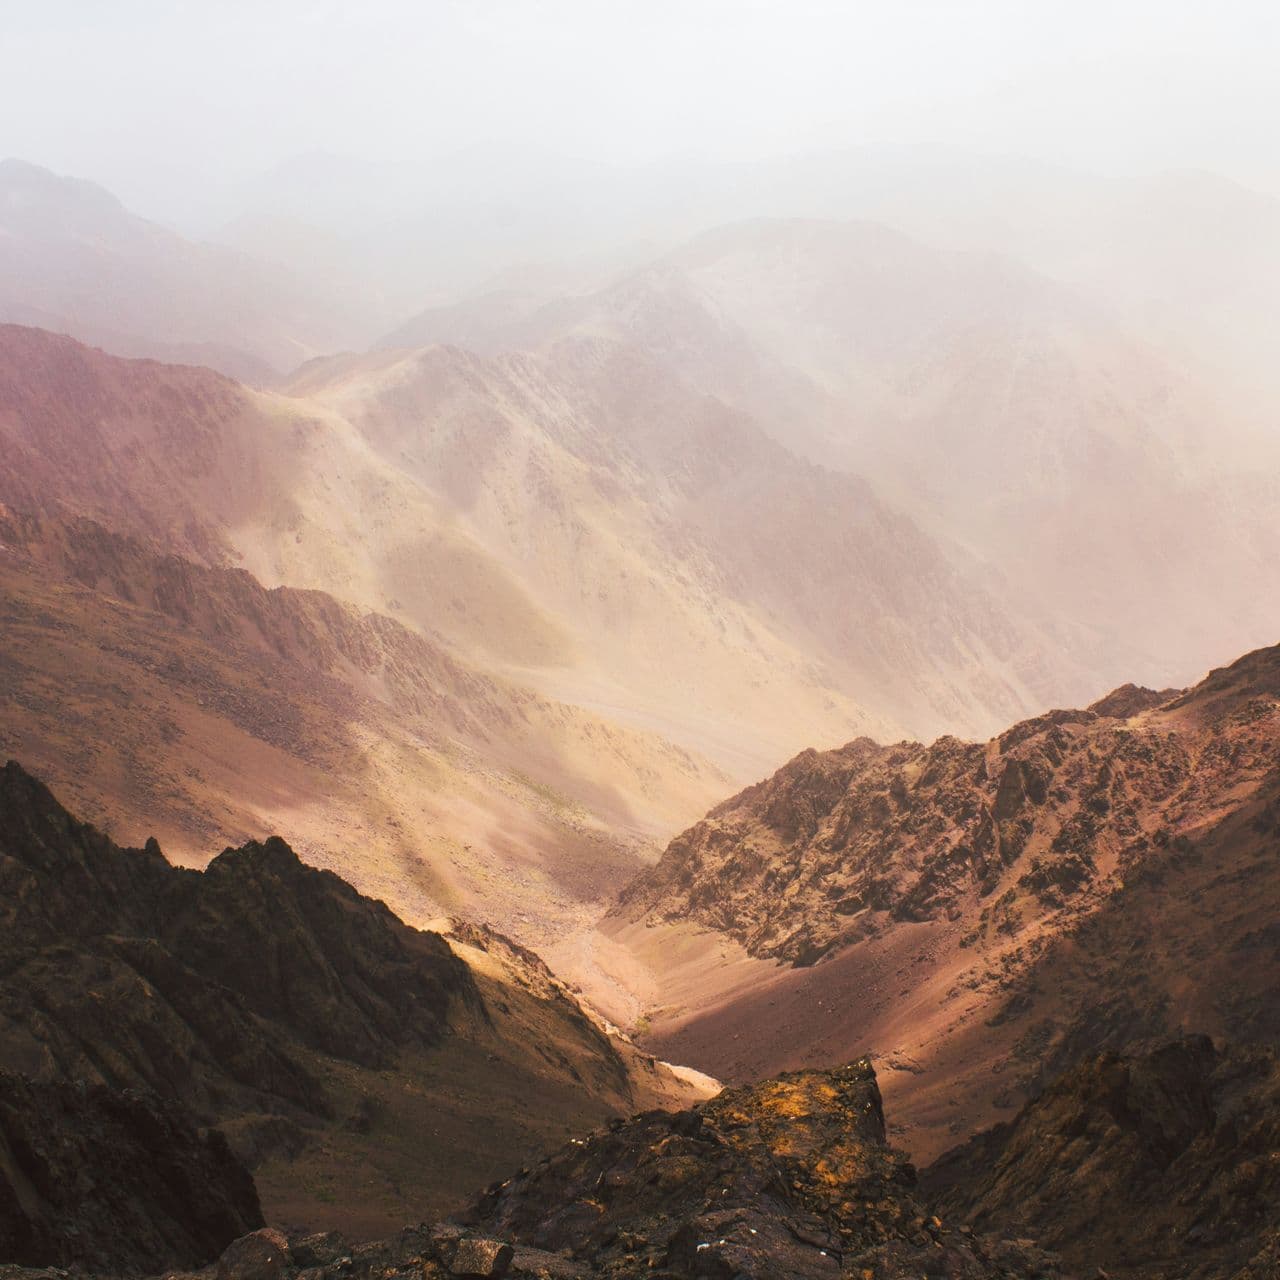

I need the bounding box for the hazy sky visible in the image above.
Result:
[4,0,1279,224]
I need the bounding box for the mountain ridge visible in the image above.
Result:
[0,759,712,1236]
[606,641,1280,1164]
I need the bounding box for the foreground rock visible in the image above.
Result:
[110,1062,1056,1280]
[925,1037,1280,1280]
[444,1061,1058,1278]
[0,1073,261,1274]
[0,761,710,1235]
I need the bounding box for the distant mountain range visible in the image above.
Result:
[0,322,1118,951]
[0,159,365,381]
[3,144,1280,1279]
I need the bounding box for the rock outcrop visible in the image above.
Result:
[0,762,710,1236]
[114,1062,1060,1280]
[451,1061,1059,1279]
[618,643,1280,1162]
[617,650,1280,962]
[0,758,476,1115]
[0,1072,261,1274]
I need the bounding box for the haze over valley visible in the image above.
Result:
[2,4,1279,1277]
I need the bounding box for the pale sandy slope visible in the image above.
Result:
[0,321,1108,950]
[387,217,1280,695]
[286,336,1102,771]
[0,329,732,948]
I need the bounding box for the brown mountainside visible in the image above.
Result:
[0,762,710,1239]
[0,503,724,948]
[612,643,1280,1162]
[0,321,1113,950]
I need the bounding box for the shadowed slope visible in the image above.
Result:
[0,1073,263,1274]
[925,1037,1280,1280]
[615,644,1280,1162]
[0,763,712,1236]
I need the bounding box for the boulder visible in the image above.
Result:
[216,1229,292,1280]
[449,1237,514,1277]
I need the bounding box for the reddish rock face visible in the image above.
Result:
[620,644,1280,965]
[620,643,1280,1162]
[618,651,1280,961]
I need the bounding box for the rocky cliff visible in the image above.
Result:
[617,644,1280,1161]
[0,762,709,1236]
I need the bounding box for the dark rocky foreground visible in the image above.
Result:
[0,759,702,1235]
[1,757,1277,1279]
[5,1039,1280,1279]
[926,1037,1280,1280]
[138,1063,1060,1280]
[0,1074,261,1273]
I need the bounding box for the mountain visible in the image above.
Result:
[1,319,1102,771]
[925,1037,1280,1280]
[386,216,1280,695]
[0,512,723,950]
[0,761,711,1237]
[0,160,359,380]
[603,642,1280,1162]
[0,325,734,946]
[289,335,1100,759]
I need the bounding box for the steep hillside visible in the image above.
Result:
[1,321,1100,773]
[0,762,711,1238]
[0,510,722,947]
[0,160,357,380]
[610,644,1280,1161]
[290,336,1096,755]
[396,217,1280,693]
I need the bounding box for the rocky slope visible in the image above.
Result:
[136,1063,1058,1280]
[0,1074,262,1274]
[614,643,1280,1160]
[925,1037,1280,1280]
[0,762,710,1236]
[0,319,1119,942]
[616,654,1272,962]
[1,319,1094,774]
[453,1061,1058,1279]
[0,502,724,950]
